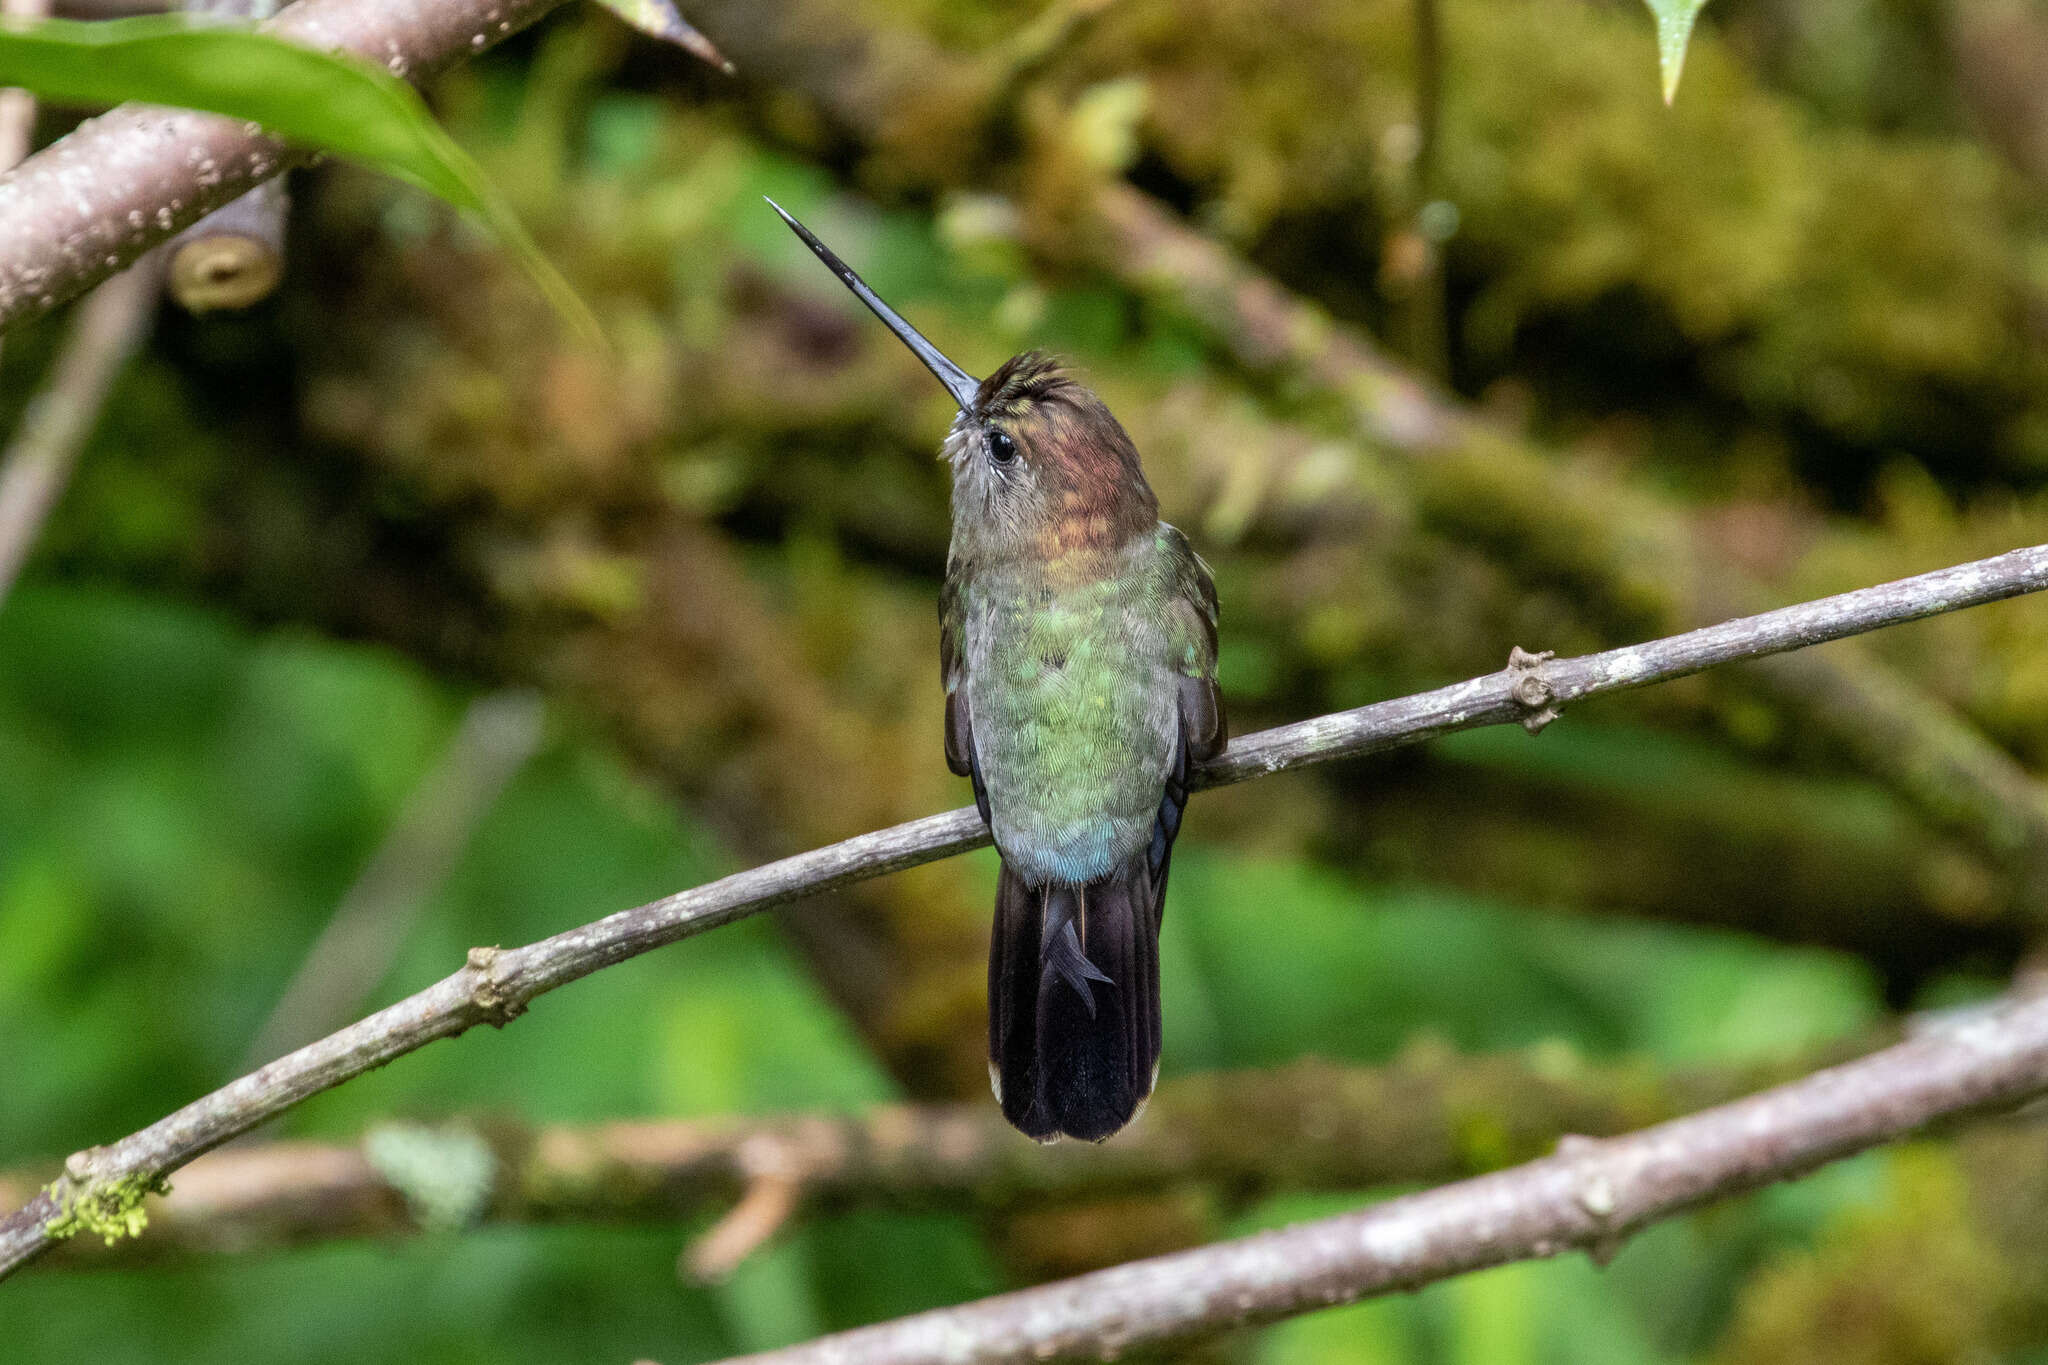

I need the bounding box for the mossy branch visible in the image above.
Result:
[713,989,2048,1365]
[1079,183,2048,898]
[1,1042,1873,1268]
[0,542,2043,1282]
[40,1168,167,1248]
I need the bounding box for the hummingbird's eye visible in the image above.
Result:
[986,429,1017,465]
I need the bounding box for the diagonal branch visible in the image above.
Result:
[1080,184,2048,893]
[0,252,161,604]
[239,689,545,1069]
[3,1043,1869,1267]
[666,0,2048,910]
[2,542,2043,1281]
[711,989,2048,1365]
[0,0,576,334]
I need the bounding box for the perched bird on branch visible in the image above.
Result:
[770,199,1226,1141]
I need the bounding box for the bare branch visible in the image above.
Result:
[711,991,2048,1365]
[1081,184,2048,891]
[653,0,2048,910]
[0,0,577,334]
[1,543,2042,1280]
[240,690,545,1070]
[0,254,161,604]
[5,1044,1858,1268]
[1204,545,2048,784]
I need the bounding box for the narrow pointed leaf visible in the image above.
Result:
[587,0,733,73]
[0,15,599,344]
[1641,0,1710,104]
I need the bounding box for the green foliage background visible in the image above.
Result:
[4,0,2048,1360]
[0,583,1914,1362]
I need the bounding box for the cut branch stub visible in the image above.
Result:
[167,179,287,312]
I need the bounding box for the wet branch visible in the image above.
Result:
[0,542,2043,1280]
[713,989,2048,1365]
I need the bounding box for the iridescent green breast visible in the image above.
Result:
[958,535,1189,885]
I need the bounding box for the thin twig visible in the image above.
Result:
[240,690,545,1071]
[1,543,2043,1280]
[712,989,2048,1364]
[0,0,576,333]
[0,1043,1870,1269]
[0,255,161,606]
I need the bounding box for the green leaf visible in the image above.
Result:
[0,15,600,344]
[588,0,733,73]
[1641,0,1710,104]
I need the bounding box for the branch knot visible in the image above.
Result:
[1506,646,1561,734]
[464,945,525,1027]
[1555,1133,1629,1266]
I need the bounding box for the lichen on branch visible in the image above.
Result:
[41,1169,168,1248]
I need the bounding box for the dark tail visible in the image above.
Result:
[989,856,1161,1142]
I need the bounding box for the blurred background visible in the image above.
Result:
[6,0,2048,1360]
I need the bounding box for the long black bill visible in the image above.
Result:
[766,197,982,413]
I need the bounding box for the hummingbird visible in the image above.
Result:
[769,200,1225,1141]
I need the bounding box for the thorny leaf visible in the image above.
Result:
[0,15,601,344]
[587,0,734,73]
[1641,0,1710,104]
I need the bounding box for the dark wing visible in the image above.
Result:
[1164,523,1225,762]
[984,529,1219,1143]
[1147,523,1226,915]
[940,561,990,824]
